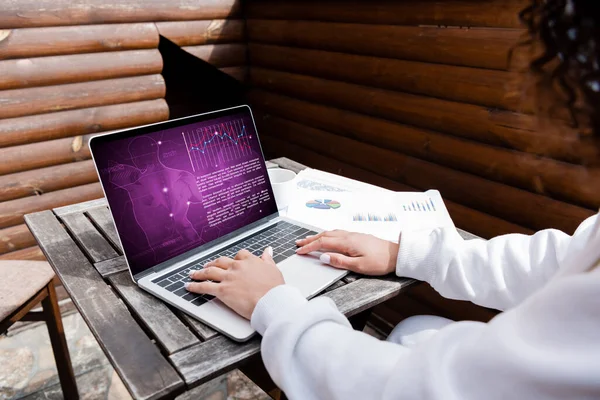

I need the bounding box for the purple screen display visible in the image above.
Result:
[93,110,278,276]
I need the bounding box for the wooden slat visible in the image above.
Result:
[182,43,246,67]
[108,271,200,355]
[261,136,534,238]
[250,90,600,209]
[24,210,184,400]
[180,313,219,341]
[0,49,163,91]
[0,134,92,176]
[0,245,44,260]
[0,99,169,148]
[324,279,346,293]
[256,114,594,233]
[249,43,525,112]
[246,0,526,28]
[0,23,158,60]
[53,198,107,217]
[59,212,118,263]
[220,66,247,82]
[0,0,241,28]
[247,20,523,70]
[94,256,128,277]
[170,276,414,386]
[0,160,98,202]
[0,74,165,120]
[86,207,121,251]
[156,20,244,46]
[0,223,35,254]
[250,68,586,164]
[0,183,104,229]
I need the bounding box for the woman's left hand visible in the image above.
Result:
[185,247,284,319]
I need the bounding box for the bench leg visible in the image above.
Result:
[42,282,79,400]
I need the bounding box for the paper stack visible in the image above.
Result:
[284,169,455,243]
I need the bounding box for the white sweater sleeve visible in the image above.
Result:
[252,271,600,400]
[396,226,576,311]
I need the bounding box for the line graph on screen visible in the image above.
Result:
[182,118,252,171]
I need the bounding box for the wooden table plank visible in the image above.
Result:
[59,212,119,263]
[180,313,219,341]
[86,206,122,251]
[108,271,200,355]
[170,275,415,387]
[53,197,107,217]
[24,210,184,400]
[94,256,129,277]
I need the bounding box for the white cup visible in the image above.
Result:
[267,168,296,211]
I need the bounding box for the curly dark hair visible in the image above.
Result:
[520,0,600,143]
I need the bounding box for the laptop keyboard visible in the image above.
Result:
[151,221,318,307]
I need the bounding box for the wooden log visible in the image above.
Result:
[0,49,163,91]
[247,20,523,71]
[0,99,169,148]
[0,74,165,120]
[0,0,241,28]
[0,135,92,176]
[156,20,245,46]
[0,245,44,260]
[250,90,600,209]
[260,135,534,238]
[255,113,594,233]
[0,23,158,60]
[0,160,98,202]
[0,182,104,229]
[220,66,247,82]
[249,43,526,112]
[182,43,246,67]
[250,68,586,163]
[0,223,35,254]
[246,0,526,28]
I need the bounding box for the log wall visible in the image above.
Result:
[0,0,245,260]
[245,0,599,325]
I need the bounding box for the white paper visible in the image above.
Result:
[286,169,455,242]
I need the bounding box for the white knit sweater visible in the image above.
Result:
[251,213,600,400]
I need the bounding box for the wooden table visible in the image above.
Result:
[24,157,477,399]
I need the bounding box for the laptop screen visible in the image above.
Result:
[91,106,278,277]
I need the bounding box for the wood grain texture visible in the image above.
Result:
[0,160,98,202]
[251,90,600,209]
[182,43,246,67]
[0,245,44,260]
[85,207,121,251]
[156,19,244,46]
[180,313,219,341]
[59,212,118,263]
[0,99,169,148]
[94,256,128,277]
[0,49,163,91]
[250,68,584,164]
[108,271,200,355]
[53,198,107,217]
[0,134,93,176]
[0,0,241,28]
[249,43,525,112]
[256,114,594,233]
[0,183,104,229]
[24,210,184,400]
[0,23,158,60]
[0,74,165,120]
[247,20,523,70]
[0,223,35,254]
[262,137,534,238]
[246,0,527,28]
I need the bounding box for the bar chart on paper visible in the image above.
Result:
[402,197,437,212]
[182,118,252,171]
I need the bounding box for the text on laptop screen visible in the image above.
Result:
[93,110,278,276]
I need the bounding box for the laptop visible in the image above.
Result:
[89,105,348,341]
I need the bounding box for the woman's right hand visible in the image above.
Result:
[295,230,399,276]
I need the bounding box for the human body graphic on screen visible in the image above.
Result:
[93,111,277,276]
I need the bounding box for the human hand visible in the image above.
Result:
[296,230,399,276]
[185,247,284,319]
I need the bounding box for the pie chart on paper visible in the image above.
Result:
[305,199,341,210]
